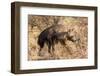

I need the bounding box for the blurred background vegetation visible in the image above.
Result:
[28,15,88,60]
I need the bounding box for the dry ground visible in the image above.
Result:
[28,15,88,60]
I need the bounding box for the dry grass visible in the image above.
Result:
[28,15,88,61]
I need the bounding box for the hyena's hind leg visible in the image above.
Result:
[38,44,44,56]
[47,41,52,55]
[38,48,42,56]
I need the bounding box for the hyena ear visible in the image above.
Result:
[70,28,74,31]
[71,28,74,31]
[68,28,74,32]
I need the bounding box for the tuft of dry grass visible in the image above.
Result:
[28,15,88,61]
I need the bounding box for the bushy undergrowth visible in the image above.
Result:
[28,15,88,60]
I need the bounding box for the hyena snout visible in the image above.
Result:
[70,36,80,44]
[67,29,80,43]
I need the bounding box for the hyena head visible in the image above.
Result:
[67,29,80,43]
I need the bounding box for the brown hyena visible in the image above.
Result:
[37,26,80,56]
